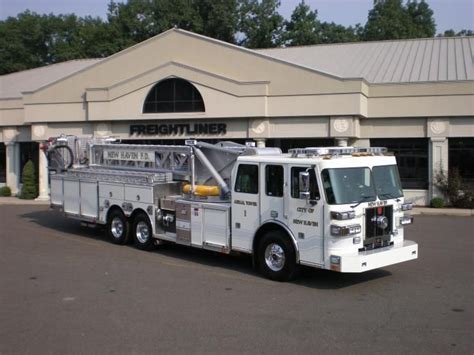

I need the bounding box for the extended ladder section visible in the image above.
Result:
[49,136,281,199]
[63,168,173,185]
[288,146,388,158]
[89,143,193,176]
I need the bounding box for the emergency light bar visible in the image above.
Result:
[289,146,387,158]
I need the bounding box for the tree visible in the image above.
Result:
[363,0,436,40]
[284,0,320,46]
[319,22,361,43]
[238,0,284,48]
[20,160,38,200]
[438,29,473,37]
[0,11,114,75]
[194,0,239,43]
[0,11,50,74]
[406,0,436,37]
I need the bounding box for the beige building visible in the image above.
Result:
[1,29,473,204]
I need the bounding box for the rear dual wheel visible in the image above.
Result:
[132,213,155,251]
[107,210,130,245]
[107,211,155,251]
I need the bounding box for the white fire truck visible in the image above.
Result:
[47,135,417,281]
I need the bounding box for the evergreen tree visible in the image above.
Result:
[438,29,473,37]
[319,22,361,43]
[406,0,436,37]
[20,160,38,200]
[284,0,320,46]
[194,0,239,43]
[238,0,284,48]
[363,0,436,41]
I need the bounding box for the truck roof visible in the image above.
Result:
[237,153,397,169]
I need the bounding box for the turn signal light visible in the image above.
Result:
[400,216,414,225]
[330,224,361,236]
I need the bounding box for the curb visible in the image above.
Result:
[411,208,473,217]
[0,197,50,206]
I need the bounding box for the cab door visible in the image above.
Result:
[287,166,324,266]
[231,163,260,252]
[260,164,286,224]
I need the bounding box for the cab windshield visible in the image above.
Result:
[372,165,403,200]
[321,167,376,205]
[321,165,403,205]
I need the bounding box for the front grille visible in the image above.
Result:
[365,205,393,239]
[361,205,393,251]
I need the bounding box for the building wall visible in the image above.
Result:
[0,29,473,203]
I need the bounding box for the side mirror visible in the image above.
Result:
[299,171,310,199]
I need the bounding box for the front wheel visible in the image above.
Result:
[132,213,155,251]
[257,231,298,282]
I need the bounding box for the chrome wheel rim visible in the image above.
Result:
[264,243,286,272]
[111,217,124,239]
[136,221,150,244]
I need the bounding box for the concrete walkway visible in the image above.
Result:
[0,196,472,216]
[411,206,473,217]
[0,197,50,205]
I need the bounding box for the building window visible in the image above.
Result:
[265,165,283,197]
[0,143,5,183]
[371,138,429,189]
[449,138,474,187]
[143,78,205,113]
[235,164,258,194]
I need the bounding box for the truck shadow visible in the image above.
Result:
[21,207,392,290]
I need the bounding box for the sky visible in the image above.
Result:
[0,0,473,33]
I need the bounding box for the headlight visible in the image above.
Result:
[400,216,414,225]
[401,203,413,211]
[331,210,356,220]
[330,224,361,236]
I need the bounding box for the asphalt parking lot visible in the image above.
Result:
[0,205,472,354]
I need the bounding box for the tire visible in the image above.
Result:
[132,213,155,251]
[257,230,298,282]
[106,209,130,245]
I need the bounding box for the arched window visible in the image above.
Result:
[143,78,205,113]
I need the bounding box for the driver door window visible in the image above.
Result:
[291,167,319,200]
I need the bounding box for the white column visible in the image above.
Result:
[36,144,49,201]
[5,142,20,195]
[255,138,266,148]
[349,138,370,148]
[335,138,348,147]
[429,137,448,200]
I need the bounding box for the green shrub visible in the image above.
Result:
[20,160,38,199]
[0,186,12,197]
[435,168,474,209]
[430,197,444,208]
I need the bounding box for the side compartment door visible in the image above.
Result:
[231,163,260,252]
[287,166,324,266]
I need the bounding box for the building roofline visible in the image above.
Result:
[255,35,474,52]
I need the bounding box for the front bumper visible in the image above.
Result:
[331,240,418,273]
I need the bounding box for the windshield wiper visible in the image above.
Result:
[379,193,401,201]
[350,195,374,208]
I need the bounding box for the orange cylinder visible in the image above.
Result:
[183,184,220,196]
